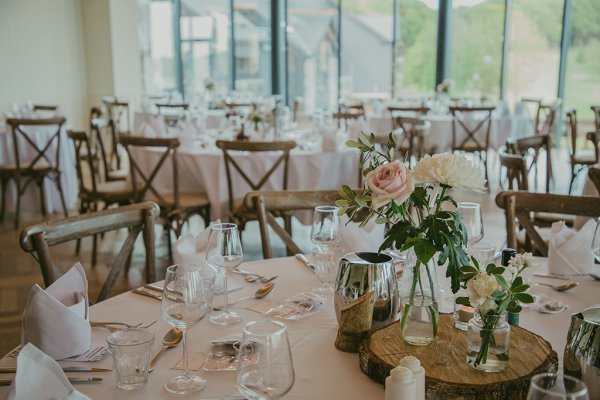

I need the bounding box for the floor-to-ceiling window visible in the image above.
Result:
[340,0,393,101]
[393,0,438,98]
[286,0,339,112]
[449,0,505,100]
[505,0,563,106]
[563,0,600,119]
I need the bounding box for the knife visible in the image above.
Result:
[295,254,315,272]
[133,287,163,300]
[0,377,103,386]
[0,367,110,373]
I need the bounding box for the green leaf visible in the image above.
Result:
[345,140,361,148]
[495,274,509,291]
[414,239,436,264]
[486,265,505,275]
[491,290,505,300]
[456,296,471,306]
[506,303,522,313]
[510,276,523,290]
[340,185,355,200]
[511,284,530,294]
[514,293,535,304]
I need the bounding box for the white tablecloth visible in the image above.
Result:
[133,110,228,136]
[0,256,597,399]
[131,147,360,220]
[0,124,77,213]
[367,112,531,152]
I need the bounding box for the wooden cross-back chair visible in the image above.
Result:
[102,97,130,170]
[391,112,434,167]
[332,112,363,130]
[496,191,600,256]
[1,117,68,228]
[536,103,557,136]
[566,109,599,193]
[510,135,553,193]
[243,190,343,259]
[20,202,159,303]
[156,103,189,128]
[339,102,365,116]
[90,109,128,183]
[215,140,297,231]
[591,105,600,131]
[499,148,528,191]
[589,166,600,194]
[449,106,495,185]
[119,135,210,249]
[387,106,430,115]
[520,98,542,133]
[33,105,58,113]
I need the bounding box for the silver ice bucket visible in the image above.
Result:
[334,252,399,330]
[564,305,600,400]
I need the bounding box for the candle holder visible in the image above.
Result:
[453,288,473,331]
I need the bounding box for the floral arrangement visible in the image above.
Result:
[337,132,486,342]
[204,78,215,92]
[457,253,535,368]
[436,79,453,94]
[248,110,273,130]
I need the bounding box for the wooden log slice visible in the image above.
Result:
[359,315,558,400]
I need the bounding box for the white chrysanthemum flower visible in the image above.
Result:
[411,153,486,191]
[508,252,535,269]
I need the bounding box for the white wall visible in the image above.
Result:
[0,0,87,129]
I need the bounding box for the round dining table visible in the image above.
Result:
[0,256,596,399]
[0,121,78,214]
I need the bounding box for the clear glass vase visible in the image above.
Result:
[400,249,439,346]
[466,311,510,372]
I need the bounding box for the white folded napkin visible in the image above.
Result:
[7,343,91,400]
[547,219,595,275]
[340,215,385,253]
[21,262,91,360]
[320,127,339,152]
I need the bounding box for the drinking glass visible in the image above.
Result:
[592,218,600,262]
[106,328,154,390]
[161,264,216,395]
[310,206,341,248]
[237,320,295,399]
[469,242,496,266]
[527,373,589,400]
[458,202,484,246]
[206,223,243,325]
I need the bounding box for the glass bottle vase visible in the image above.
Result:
[466,311,510,372]
[400,249,439,346]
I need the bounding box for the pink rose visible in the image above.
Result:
[365,161,414,209]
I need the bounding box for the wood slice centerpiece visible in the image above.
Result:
[359,315,558,400]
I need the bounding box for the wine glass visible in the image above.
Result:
[206,223,243,325]
[237,320,295,399]
[161,264,215,395]
[458,202,484,246]
[527,373,589,400]
[592,218,600,262]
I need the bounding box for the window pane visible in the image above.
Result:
[181,0,231,96]
[450,0,505,99]
[287,0,339,112]
[564,0,600,120]
[393,0,438,98]
[505,0,562,105]
[341,0,393,101]
[233,0,272,96]
[140,0,176,93]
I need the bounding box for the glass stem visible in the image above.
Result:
[182,329,189,378]
[223,271,229,314]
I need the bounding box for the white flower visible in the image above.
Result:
[466,272,500,308]
[508,252,535,269]
[412,153,486,191]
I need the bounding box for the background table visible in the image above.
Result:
[0,256,596,399]
[0,122,77,214]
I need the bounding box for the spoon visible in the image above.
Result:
[149,328,183,372]
[213,282,274,311]
[536,281,579,292]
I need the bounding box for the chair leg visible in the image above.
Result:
[92,234,98,267]
[568,164,576,194]
[284,215,293,256]
[54,173,69,218]
[166,223,174,263]
[14,181,21,230]
[38,178,47,217]
[0,176,6,222]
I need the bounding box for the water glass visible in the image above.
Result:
[527,373,589,400]
[458,202,484,246]
[469,242,496,266]
[237,320,295,399]
[106,328,154,390]
[310,206,341,248]
[161,264,216,395]
[312,246,340,297]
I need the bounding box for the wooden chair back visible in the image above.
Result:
[495,191,600,256]
[537,103,557,136]
[566,109,578,157]
[243,190,343,258]
[591,105,600,131]
[387,106,430,115]
[449,106,495,151]
[589,166,600,194]
[20,202,159,302]
[587,131,600,164]
[215,140,297,216]
[520,98,542,133]
[68,130,100,196]
[33,105,58,112]
[156,103,189,113]
[119,135,181,208]
[511,135,552,193]
[391,114,431,166]
[499,148,528,191]
[90,111,115,182]
[102,97,129,169]
[332,112,363,130]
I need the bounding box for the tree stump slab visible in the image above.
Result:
[359,315,558,399]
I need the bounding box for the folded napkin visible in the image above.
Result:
[320,127,339,152]
[340,215,385,254]
[7,343,91,400]
[547,219,595,275]
[21,263,91,360]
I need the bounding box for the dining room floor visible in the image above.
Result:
[0,147,583,356]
